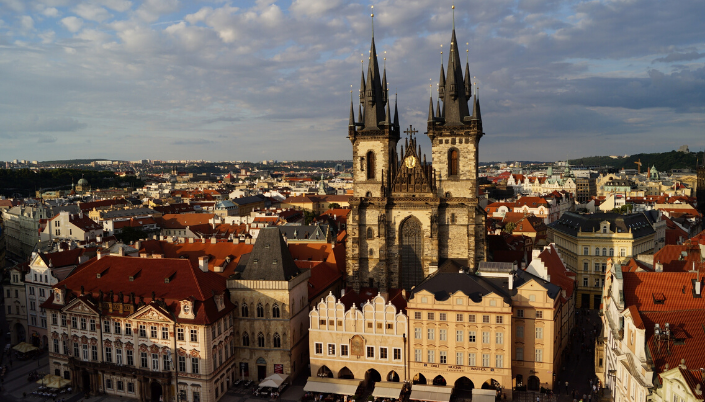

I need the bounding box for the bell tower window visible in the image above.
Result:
[366,151,375,180]
[449,149,459,177]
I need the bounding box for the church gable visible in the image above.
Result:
[391,133,435,194]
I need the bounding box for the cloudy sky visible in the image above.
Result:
[1,0,704,163]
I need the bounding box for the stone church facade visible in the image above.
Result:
[346,27,487,292]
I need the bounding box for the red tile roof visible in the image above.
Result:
[303,261,343,302]
[138,240,253,278]
[622,271,705,311]
[41,255,231,324]
[537,244,575,298]
[621,258,652,272]
[643,310,705,376]
[627,305,644,329]
[654,243,704,273]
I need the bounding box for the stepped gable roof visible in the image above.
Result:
[240,227,300,281]
[536,244,575,298]
[622,271,705,311]
[339,287,407,314]
[157,213,214,229]
[41,255,230,325]
[137,239,253,278]
[654,243,704,272]
[411,272,512,304]
[549,211,655,239]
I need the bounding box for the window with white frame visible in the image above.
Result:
[427,328,435,340]
[482,353,490,367]
[517,326,524,338]
[414,328,422,339]
[495,332,503,344]
[456,330,463,342]
[495,354,503,368]
[440,351,447,364]
[327,344,335,356]
[427,350,435,363]
[456,352,463,365]
[439,329,447,341]
[535,349,543,362]
[468,353,476,366]
[482,332,490,344]
[536,327,543,339]
[380,347,388,359]
[468,331,476,343]
[415,349,421,362]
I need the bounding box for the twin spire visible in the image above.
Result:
[349,10,397,132]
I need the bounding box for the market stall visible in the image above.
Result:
[303,377,362,401]
[371,381,405,399]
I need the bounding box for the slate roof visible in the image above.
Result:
[549,211,655,239]
[410,272,512,304]
[239,227,300,281]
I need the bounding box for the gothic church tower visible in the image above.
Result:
[347,9,486,292]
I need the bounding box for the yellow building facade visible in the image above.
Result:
[548,212,655,309]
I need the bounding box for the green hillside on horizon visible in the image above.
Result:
[569,151,703,172]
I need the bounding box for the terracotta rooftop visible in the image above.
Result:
[157,213,215,229]
[41,255,231,325]
[622,271,705,311]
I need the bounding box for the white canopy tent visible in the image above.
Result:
[409,384,454,402]
[304,377,362,395]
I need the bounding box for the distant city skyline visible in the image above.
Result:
[1,0,704,162]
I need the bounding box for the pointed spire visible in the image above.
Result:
[362,31,386,130]
[472,93,482,123]
[358,104,363,124]
[359,70,366,103]
[381,57,388,105]
[464,62,472,99]
[436,99,442,118]
[438,63,446,101]
[349,98,355,126]
[385,98,391,125]
[441,28,471,125]
[393,95,400,128]
[428,96,435,121]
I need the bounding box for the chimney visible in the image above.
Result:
[153,254,163,259]
[96,249,108,260]
[341,289,345,298]
[211,238,217,244]
[696,280,702,296]
[96,235,102,243]
[198,256,209,272]
[140,253,148,258]
[656,261,663,272]
[118,247,125,256]
[508,273,514,290]
[547,274,551,283]
[135,240,141,250]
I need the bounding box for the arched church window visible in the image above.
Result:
[366,151,375,180]
[241,303,249,317]
[257,333,265,348]
[449,149,459,176]
[242,332,249,346]
[273,333,281,348]
[272,304,280,318]
[367,227,374,239]
[256,303,264,318]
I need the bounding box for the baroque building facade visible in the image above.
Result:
[346,26,486,292]
[41,254,235,402]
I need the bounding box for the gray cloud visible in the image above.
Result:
[0,0,703,162]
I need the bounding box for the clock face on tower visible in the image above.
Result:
[404,156,417,169]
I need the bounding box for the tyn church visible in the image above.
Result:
[346,23,487,292]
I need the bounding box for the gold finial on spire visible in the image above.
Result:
[384,50,386,68]
[350,84,353,102]
[371,5,374,37]
[452,3,455,30]
[466,42,469,63]
[429,78,432,97]
[440,44,443,64]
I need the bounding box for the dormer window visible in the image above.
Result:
[602,225,607,233]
